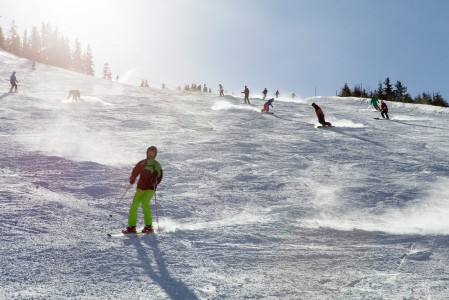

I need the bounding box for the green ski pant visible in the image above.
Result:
[128,189,154,227]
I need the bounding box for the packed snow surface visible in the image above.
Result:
[1,50,449,299]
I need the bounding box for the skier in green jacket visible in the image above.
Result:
[370,97,380,111]
[123,146,163,234]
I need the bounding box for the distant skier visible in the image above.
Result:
[380,100,389,119]
[275,90,280,98]
[261,98,274,113]
[292,92,296,99]
[241,85,250,104]
[123,146,163,234]
[32,61,36,71]
[370,97,380,111]
[219,84,224,96]
[311,103,332,127]
[262,88,268,100]
[9,71,18,93]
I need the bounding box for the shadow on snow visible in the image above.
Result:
[124,236,199,300]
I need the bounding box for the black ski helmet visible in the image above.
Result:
[147,146,158,157]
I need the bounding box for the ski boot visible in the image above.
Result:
[122,226,136,234]
[141,225,153,234]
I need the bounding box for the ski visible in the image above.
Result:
[317,125,335,128]
[107,230,153,237]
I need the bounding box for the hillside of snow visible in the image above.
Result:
[1,49,449,299]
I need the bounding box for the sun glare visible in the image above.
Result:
[22,0,121,42]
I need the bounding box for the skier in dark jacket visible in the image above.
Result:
[380,100,389,119]
[311,103,332,126]
[123,146,163,234]
[262,88,268,100]
[9,71,18,93]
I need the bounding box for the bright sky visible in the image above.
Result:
[1,0,449,98]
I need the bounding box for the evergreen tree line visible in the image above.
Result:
[338,77,448,107]
[0,20,94,76]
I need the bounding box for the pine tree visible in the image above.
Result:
[47,26,61,66]
[83,44,95,75]
[431,93,448,107]
[375,81,385,100]
[7,20,21,55]
[0,26,6,50]
[383,77,394,100]
[352,84,363,97]
[40,22,52,62]
[102,63,112,80]
[72,39,83,72]
[30,26,41,61]
[21,29,31,59]
[414,93,432,105]
[338,83,352,97]
[403,94,413,103]
[394,80,408,102]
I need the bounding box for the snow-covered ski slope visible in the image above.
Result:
[1,49,449,299]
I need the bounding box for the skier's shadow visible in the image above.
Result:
[390,119,445,130]
[125,236,198,300]
[0,92,10,100]
[272,113,291,121]
[331,128,390,150]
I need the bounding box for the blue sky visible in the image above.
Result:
[1,0,448,98]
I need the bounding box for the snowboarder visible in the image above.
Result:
[262,88,268,100]
[67,90,81,101]
[275,90,280,98]
[261,98,274,113]
[370,97,380,111]
[311,103,332,127]
[123,146,163,234]
[380,100,389,119]
[241,86,250,104]
[219,84,224,96]
[9,71,18,93]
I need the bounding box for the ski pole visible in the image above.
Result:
[154,184,160,232]
[109,184,131,217]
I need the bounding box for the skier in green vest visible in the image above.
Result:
[123,146,163,234]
